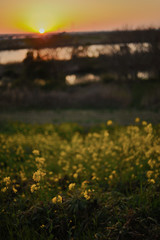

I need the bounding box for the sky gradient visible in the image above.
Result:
[0,0,160,34]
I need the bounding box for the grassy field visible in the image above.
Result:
[1,109,160,125]
[0,119,160,239]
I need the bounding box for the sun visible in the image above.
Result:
[39,28,45,34]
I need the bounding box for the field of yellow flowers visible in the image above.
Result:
[0,120,160,239]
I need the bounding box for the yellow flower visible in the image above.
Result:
[30,184,40,193]
[81,180,89,188]
[12,187,17,193]
[52,197,57,204]
[68,183,76,190]
[104,131,109,137]
[3,176,11,185]
[109,175,113,180]
[83,190,91,200]
[40,224,45,228]
[19,171,27,181]
[52,195,62,204]
[146,170,153,179]
[35,157,45,165]
[57,195,62,203]
[32,149,40,155]
[107,120,113,126]
[142,121,147,126]
[135,117,140,123]
[92,176,97,180]
[148,179,155,184]
[73,173,78,178]
[1,187,7,192]
[33,170,46,182]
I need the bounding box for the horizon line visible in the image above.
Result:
[0,26,160,36]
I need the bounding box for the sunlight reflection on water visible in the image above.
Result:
[0,43,150,64]
[66,74,100,85]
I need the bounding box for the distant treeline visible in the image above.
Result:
[0,28,160,50]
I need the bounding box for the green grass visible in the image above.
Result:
[0,121,160,240]
[1,109,160,125]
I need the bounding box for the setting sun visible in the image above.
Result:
[0,0,160,34]
[39,28,45,34]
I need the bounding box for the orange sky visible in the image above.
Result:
[0,0,160,34]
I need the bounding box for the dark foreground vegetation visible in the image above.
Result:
[0,121,160,239]
[0,80,160,110]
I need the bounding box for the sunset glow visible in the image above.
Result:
[0,0,160,34]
